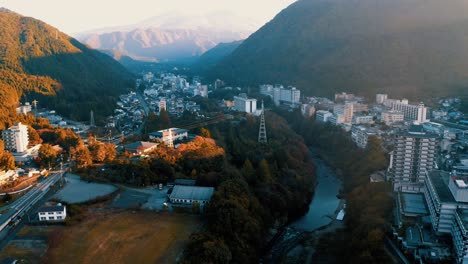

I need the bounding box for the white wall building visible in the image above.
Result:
[265,85,301,106]
[376,94,388,104]
[301,104,315,118]
[333,103,354,124]
[38,204,67,221]
[2,122,29,153]
[335,92,355,102]
[423,171,468,263]
[316,110,333,122]
[279,86,301,105]
[381,111,405,125]
[16,103,32,115]
[353,115,374,125]
[234,93,257,113]
[149,128,189,144]
[390,125,437,192]
[169,185,214,206]
[391,100,428,123]
[351,126,378,148]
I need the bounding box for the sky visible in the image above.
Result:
[0,0,296,35]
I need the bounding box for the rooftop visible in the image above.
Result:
[170,185,214,201]
[396,125,438,139]
[174,179,196,186]
[427,170,455,203]
[401,193,428,215]
[123,141,158,153]
[38,205,65,213]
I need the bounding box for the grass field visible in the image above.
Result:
[44,210,201,264]
[0,240,48,263]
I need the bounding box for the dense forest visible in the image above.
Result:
[279,110,393,263]
[0,9,133,125]
[179,112,315,263]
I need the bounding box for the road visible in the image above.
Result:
[0,170,64,240]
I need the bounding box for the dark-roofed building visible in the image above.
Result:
[174,179,196,186]
[169,185,214,206]
[38,204,67,221]
[123,141,158,155]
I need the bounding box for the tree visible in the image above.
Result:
[72,146,92,168]
[27,125,42,145]
[159,109,171,128]
[89,143,106,163]
[257,159,272,184]
[183,232,232,264]
[0,140,15,170]
[104,144,116,162]
[38,144,58,168]
[200,127,212,138]
[241,159,255,183]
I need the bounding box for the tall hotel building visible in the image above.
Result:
[391,100,428,123]
[389,125,438,192]
[2,122,29,153]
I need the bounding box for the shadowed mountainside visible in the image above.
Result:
[208,0,468,99]
[0,9,133,125]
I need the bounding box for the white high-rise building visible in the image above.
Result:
[234,94,257,113]
[423,171,468,263]
[391,100,428,123]
[2,122,29,153]
[376,94,388,104]
[268,86,300,106]
[390,125,437,192]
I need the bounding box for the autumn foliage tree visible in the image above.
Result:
[0,140,15,170]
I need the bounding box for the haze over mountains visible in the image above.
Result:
[77,11,261,63]
[0,8,133,124]
[208,0,468,99]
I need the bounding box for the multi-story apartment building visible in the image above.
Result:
[391,100,428,123]
[261,85,301,106]
[381,110,405,125]
[351,126,379,148]
[234,93,257,113]
[376,94,388,104]
[424,171,468,263]
[390,125,438,192]
[333,103,354,124]
[316,110,333,122]
[334,92,355,102]
[2,122,29,153]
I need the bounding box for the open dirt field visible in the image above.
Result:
[44,210,201,264]
[53,174,117,203]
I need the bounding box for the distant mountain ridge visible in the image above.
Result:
[76,12,260,63]
[192,40,243,73]
[0,8,133,125]
[208,0,468,99]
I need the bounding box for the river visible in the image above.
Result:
[291,153,342,231]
